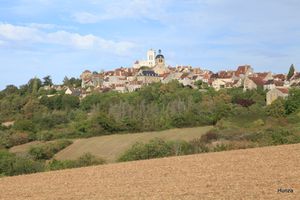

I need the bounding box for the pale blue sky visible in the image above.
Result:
[0,0,300,89]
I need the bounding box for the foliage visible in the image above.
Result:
[42,76,53,86]
[266,99,286,118]
[29,140,73,160]
[47,153,105,171]
[285,88,300,114]
[118,138,173,162]
[287,64,295,80]
[0,150,44,176]
[200,130,219,143]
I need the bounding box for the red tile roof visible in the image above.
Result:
[273,74,286,81]
[235,65,251,76]
[277,88,289,94]
[249,77,265,86]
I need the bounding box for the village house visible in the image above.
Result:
[266,88,289,105]
[65,87,81,96]
[136,70,161,84]
[263,80,285,91]
[243,76,265,91]
[178,73,194,87]
[251,72,273,81]
[235,65,254,78]
[290,72,300,86]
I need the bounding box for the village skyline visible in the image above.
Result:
[0,48,297,90]
[1,1,300,89]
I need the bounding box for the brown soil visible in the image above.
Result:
[0,144,299,200]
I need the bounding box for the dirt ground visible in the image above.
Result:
[1,143,299,200]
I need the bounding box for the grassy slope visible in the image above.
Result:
[54,126,213,162]
[1,143,299,200]
[9,141,42,156]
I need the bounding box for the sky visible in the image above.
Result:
[0,0,300,89]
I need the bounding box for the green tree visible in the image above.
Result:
[43,75,53,86]
[27,78,42,94]
[266,99,286,118]
[285,88,300,114]
[287,64,295,80]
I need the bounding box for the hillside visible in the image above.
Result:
[1,144,299,200]
[54,126,212,162]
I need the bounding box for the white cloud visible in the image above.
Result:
[0,23,135,54]
[73,0,170,23]
[73,12,101,24]
[25,23,75,31]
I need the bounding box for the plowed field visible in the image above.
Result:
[1,144,299,200]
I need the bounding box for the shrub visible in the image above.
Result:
[36,130,54,141]
[213,143,231,152]
[76,153,106,167]
[167,140,193,156]
[246,129,300,146]
[47,153,105,171]
[10,156,44,176]
[189,138,209,153]
[118,138,173,162]
[0,150,44,176]
[200,130,219,143]
[253,119,265,127]
[29,140,73,160]
[13,119,35,132]
[266,99,286,118]
[47,159,77,171]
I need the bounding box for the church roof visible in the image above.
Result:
[140,70,159,77]
[155,49,164,59]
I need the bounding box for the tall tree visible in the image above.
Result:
[27,78,42,94]
[63,76,70,86]
[287,64,295,80]
[43,76,53,86]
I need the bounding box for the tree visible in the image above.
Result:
[27,78,42,94]
[266,99,286,118]
[3,85,18,95]
[63,76,70,86]
[43,76,53,86]
[285,88,300,114]
[63,76,81,88]
[287,64,295,80]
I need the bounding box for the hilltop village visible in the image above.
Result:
[56,49,298,105]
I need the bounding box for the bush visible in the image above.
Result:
[118,137,212,162]
[11,156,44,176]
[29,140,73,160]
[246,129,300,146]
[266,99,286,118]
[47,153,105,171]
[213,143,231,152]
[118,138,173,162]
[76,153,106,167]
[253,119,265,127]
[0,150,44,176]
[167,140,193,156]
[47,159,77,171]
[200,130,219,143]
[36,130,54,141]
[13,119,35,132]
[189,138,209,153]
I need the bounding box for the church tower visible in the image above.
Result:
[153,49,169,75]
[147,49,156,67]
[155,49,165,67]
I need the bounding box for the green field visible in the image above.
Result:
[54,126,212,162]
